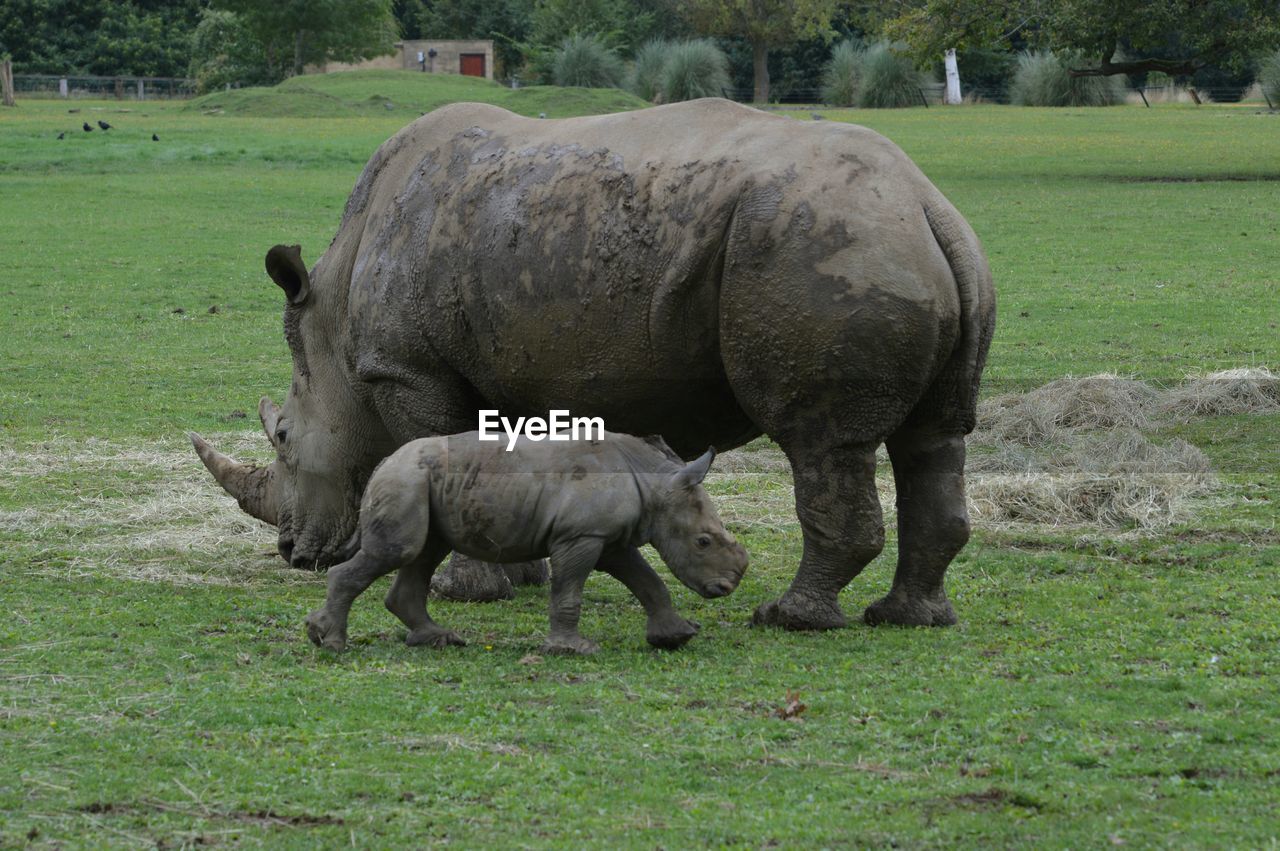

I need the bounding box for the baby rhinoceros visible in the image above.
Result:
[304,430,749,655]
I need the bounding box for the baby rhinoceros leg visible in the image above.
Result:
[306,548,403,651]
[307,460,449,651]
[384,539,466,648]
[596,547,700,650]
[541,537,607,655]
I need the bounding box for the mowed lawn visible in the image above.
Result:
[1,78,1278,848]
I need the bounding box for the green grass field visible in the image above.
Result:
[2,73,1278,848]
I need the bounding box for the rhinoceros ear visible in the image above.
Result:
[642,434,681,462]
[259,396,282,447]
[671,447,716,490]
[265,244,310,305]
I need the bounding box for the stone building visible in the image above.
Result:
[310,40,496,80]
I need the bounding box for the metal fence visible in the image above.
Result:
[12,74,197,100]
[11,73,1271,109]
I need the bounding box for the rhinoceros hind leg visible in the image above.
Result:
[864,429,967,627]
[752,441,884,631]
[595,547,700,650]
[431,552,516,601]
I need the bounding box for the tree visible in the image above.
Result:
[0,0,203,76]
[212,0,397,79]
[681,0,839,102]
[189,8,273,92]
[882,0,1280,78]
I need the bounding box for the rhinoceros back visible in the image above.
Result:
[325,100,986,455]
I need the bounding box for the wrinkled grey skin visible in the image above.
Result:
[303,431,748,654]
[193,98,995,631]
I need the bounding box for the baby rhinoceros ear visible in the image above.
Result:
[671,447,716,490]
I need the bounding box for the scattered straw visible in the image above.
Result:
[3,431,282,586]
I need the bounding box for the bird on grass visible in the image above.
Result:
[82,122,93,132]
[57,132,65,140]
[97,120,112,131]
[152,133,159,142]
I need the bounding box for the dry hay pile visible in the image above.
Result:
[966,430,1216,529]
[966,367,1279,531]
[975,374,1160,445]
[1159,367,1280,420]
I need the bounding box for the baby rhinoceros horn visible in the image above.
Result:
[189,431,279,526]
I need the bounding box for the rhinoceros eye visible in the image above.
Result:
[696,535,712,550]
[275,426,289,445]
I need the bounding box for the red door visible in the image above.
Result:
[460,54,485,78]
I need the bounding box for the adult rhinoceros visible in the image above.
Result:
[192,98,995,631]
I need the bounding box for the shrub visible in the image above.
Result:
[1010,51,1126,106]
[856,42,926,108]
[551,33,623,89]
[628,39,671,101]
[659,39,730,102]
[820,39,864,107]
[1258,49,1280,105]
[955,48,1016,101]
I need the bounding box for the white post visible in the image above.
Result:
[944,49,962,105]
[137,79,144,100]
[59,78,68,98]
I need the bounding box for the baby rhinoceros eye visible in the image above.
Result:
[695,534,713,550]
[275,427,289,445]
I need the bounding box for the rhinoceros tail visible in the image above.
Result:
[920,202,996,435]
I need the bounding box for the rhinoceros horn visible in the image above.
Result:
[188,432,279,526]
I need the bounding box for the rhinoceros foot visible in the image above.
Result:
[305,608,348,651]
[646,613,700,650]
[431,553,516,602]
[540,635,600,656]
[405,625,468,648]
[863,589,957,627]
[503,559,549,587]
[751,593,848,631]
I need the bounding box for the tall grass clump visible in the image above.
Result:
[628,39,671,101]
[658,39,731,102]
[856,42,926,108]
[1010,51,1126,106]
[552,33,624,89]
[1258,49,1280,105]
[821,39,865,107]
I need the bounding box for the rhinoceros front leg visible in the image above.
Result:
[430,552,550,602]
[753,441,884,631]
[384,540,467,648]
[596,547,700,650]
[306,549,402,651]
[541,538,607,655]
[864,429,967,627]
